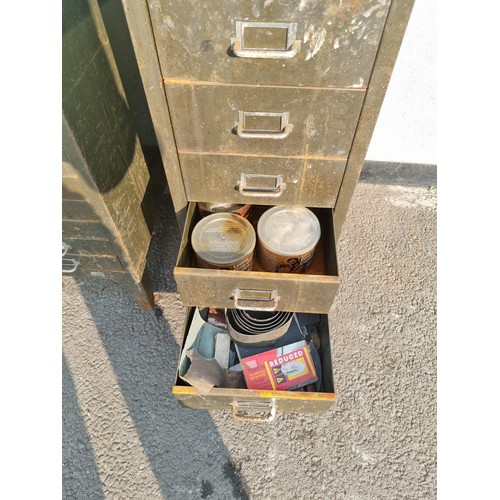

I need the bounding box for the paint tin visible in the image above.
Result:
[191,213,256,270]
[256,206,321,273]
[197,202,252,219]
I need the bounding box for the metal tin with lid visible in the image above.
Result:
[257,206,321,273]
[191,213,256,270]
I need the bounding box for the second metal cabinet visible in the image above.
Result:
[122,0,415,416]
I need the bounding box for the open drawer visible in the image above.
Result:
[173,203,340,314]
[172,307,336,418]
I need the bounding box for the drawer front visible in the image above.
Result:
[180,153,346,207]
[150,0,390,89]
[172,308,335,415]
[63,238,117,257]
[167,84,364,157]
[174,203,340,314]
[62,220,112,240]
[62,200,100,222]
[62,254,124,273]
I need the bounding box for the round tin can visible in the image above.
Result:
[197,202,252,219]
[256,206,321,273]
[191,213,256,270]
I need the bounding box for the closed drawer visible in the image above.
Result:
[62,254,124,273]
[167,84,363,157]
[180,153,346,207]
[62,220,112,240]
[150,0,390,88]
[63,238,117,257]
[173,307,336,416]
[174,203,340,313]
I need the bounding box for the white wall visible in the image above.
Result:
[366,0,436,165]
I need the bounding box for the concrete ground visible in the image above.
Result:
[62,165,437,499]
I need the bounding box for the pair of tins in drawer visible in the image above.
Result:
[174,203,340,314]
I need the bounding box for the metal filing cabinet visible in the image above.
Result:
[122,0,415,417]
[62,0,166,309]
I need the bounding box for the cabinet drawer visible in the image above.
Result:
[62,220,112,240]
[180,153,346,207]
[62,200,100,222]
[172,307,336,415]
[174,203,340,313]
[62,254,124,273]
[150,0,390,89]
[167,84,363,158]
[62,238,117,257]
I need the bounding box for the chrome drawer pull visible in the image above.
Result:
[62,241,70,257]
[237,173,285,197]
[62,257,79,274]
[235,111,292,140]
[231,289,280,311]
[231,400,276,422]
[231,21,301,59]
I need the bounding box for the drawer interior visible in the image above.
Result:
[174,203,340,313]
[178,204,337,274]
[172,307,336,415]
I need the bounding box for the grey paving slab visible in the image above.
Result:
[62,176,436,500]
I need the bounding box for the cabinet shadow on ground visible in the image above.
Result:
[63,193,250,497]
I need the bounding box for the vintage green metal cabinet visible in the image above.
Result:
[120,0,415,418]
[62,0,166,308]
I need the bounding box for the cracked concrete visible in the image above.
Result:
[62,172,436,499]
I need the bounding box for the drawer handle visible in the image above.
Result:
[231,289,280,311]
[231,21,301,59]
[62,241,70,257]
[237,173,285,197]
[235,111,292,140]
[231,400,276,422]
[62,257,79,274]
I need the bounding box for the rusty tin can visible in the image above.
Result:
[197,202,252,219]
[257,206,321,273]
[191,213,256,270]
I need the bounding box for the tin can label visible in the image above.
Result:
[196,252,253,271]
[258,245,315,273]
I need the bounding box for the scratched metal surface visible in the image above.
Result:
[180,153,346,207]
[165,84,364,157]
[62,0,166,296]
[148,0,391,88]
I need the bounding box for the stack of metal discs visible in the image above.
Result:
[226,309,293,346]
